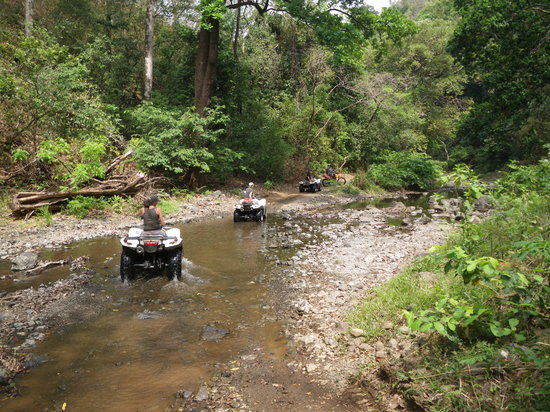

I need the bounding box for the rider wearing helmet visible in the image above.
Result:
[325,164,336,178]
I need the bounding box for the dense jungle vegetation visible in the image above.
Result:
[0,1,548,410]
[0,0,547,191]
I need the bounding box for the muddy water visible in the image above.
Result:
[2,218,284,412]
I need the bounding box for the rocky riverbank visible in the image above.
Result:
[1,189,457,410]
[171,193,453,411]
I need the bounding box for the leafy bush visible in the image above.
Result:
[368,151,443,190]
[37,206,53,226]
[495,157,550,197]
[127,103,242,178]
[351,170,383,193]
[66,195,107,218]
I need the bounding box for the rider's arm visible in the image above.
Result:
[157,208,166,226]
[136,207,144,217]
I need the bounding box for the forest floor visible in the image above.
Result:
[0,186,451,411]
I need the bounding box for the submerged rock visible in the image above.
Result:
[136,310,161,320]
[201,325,229,341]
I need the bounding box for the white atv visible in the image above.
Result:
[119,227,183,282]
[233,198,267,222]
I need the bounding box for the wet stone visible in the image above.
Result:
[175,389,193,399]
[201,325,229,341]
[24,353,49,369]
[136,310,161,320]
[11,250,38,271]
[194,385,209,402]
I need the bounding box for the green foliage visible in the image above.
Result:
[440,163,486,208]
[198,0,226,29]
[495,157,550,197]
[37,206,53,226]
[127,102,240,177]
[405,246,546,342]
[66,195,106,218]
[158,198,180,216]
[263,180,275,190]
[449,0,550,169]
[351,171,382,193]
[1,31,119,187]
[368,151,443,190]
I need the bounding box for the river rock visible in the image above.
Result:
[11,250,38,271]
[473,195,492,212]
[350,328,365,338]
[175,389,193,399]
[305,363,318,373]
[24,353,49,369]
[0,368,9,385]
[137,310,161,320]
[201,325,229,341]
[194,384,209,401]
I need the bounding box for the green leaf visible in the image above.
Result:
[419,322,433,332]
[508,318,519,330]
[433,322,446,335]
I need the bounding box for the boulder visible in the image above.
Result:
[473,195,492,212]
[11,250,38,271]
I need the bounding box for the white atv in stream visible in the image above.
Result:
[119,227,183,282]
[233,198,267,222]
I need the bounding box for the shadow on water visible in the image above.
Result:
[1,217,285,412]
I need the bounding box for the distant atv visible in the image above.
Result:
[120,227,183,282]
[299,177,322,193]
[234,198,267,222]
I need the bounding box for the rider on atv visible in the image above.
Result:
[325,164,336,178]
[137,195,166,232]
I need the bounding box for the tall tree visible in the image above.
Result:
[193,0,415,115]
[24,0,33,35]
[144,0,154,100]
[449,0,550,167]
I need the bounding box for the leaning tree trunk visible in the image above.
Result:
[194,17,219,116]
[24,0,33,36]
[144,0,154,100]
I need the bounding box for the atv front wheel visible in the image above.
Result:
[337,177,347,185]
[120,248,135,282]
[233,211,242,222]
[167,248,182,281]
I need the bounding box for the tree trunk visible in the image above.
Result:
[144,0,154,100]
[194,17,219,116]
[233,7,241,59]
[24,0,33,36]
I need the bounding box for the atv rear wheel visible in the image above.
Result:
[255,209,264,222]
[120,248,135,282]
[167,248,182,281]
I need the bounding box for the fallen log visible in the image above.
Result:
[9,172,147,215]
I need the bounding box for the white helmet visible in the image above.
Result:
[248,182,254,187]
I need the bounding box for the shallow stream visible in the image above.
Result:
[2,218,285,412]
